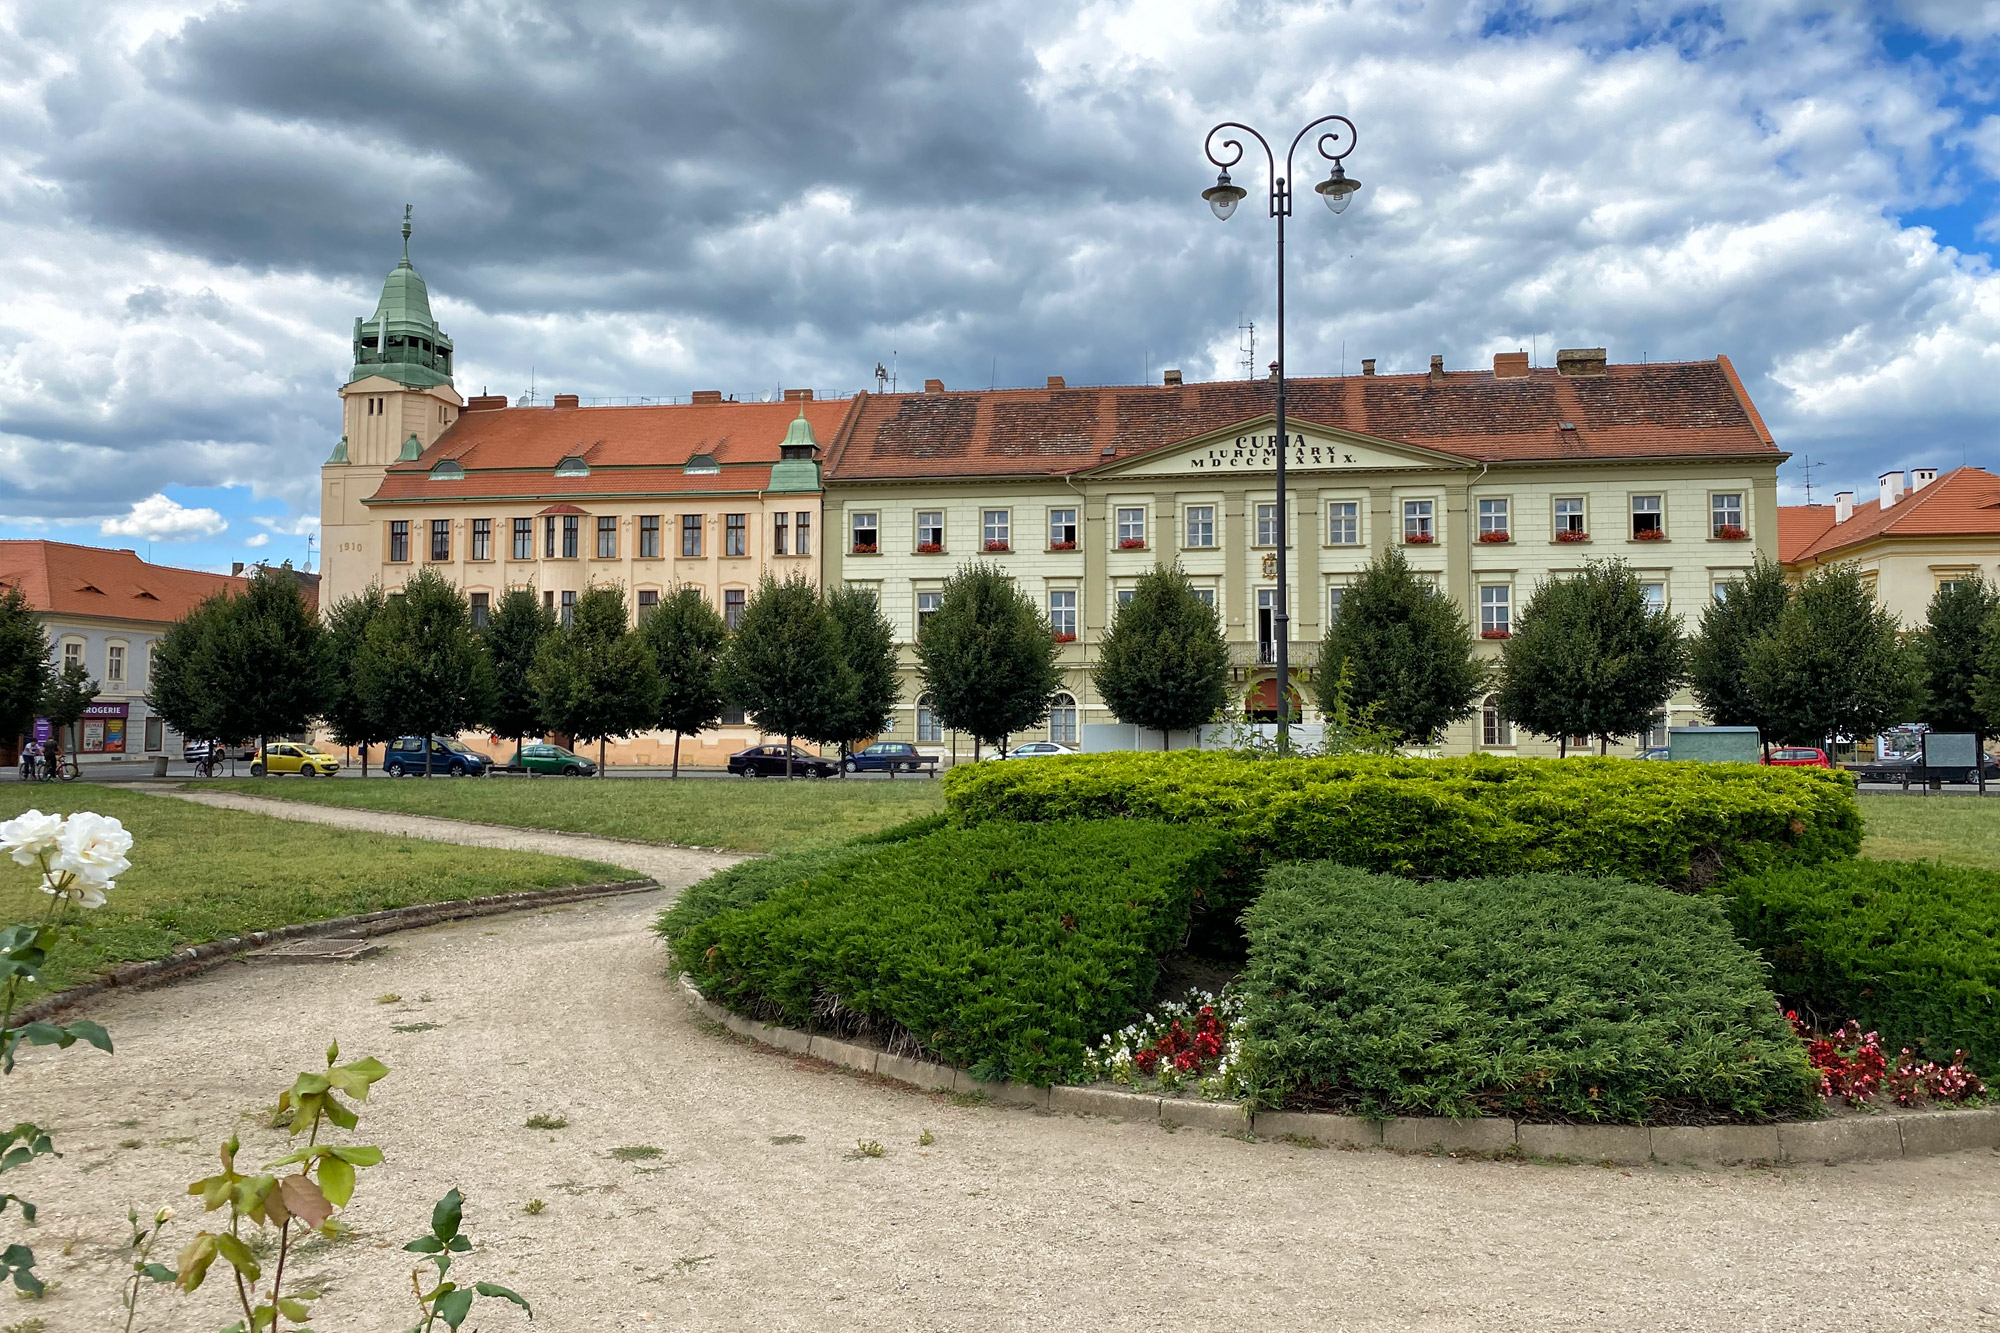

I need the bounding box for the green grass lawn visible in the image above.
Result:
[0,788,625,1000]
[1857,793,2000,872]
[200,776,946,853]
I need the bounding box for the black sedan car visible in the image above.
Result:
[1852,750,2000,785]
[728,744,838,778]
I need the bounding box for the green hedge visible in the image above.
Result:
[946,752,1860,890]
[1725,859,2000,1073]
[1239,865,1820,1123]
[669,820,1238,1084]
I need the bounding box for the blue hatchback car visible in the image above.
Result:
[383,736,494,777]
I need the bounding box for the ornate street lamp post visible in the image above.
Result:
[1202,116,1360,748]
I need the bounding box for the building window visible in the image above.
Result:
[1050,590,1077,640]
[1327,586,1345,622]
[851,512,879,554]
[469,518,491,561]
[562,515,579,558]
[639,515,661,559]
[106,644,125,686]
[1116,507,1146,548]
[773,512,789,556]
[543,590,554,611]
[916,694,943,743]
[637,589,659,612]
[795,512,810,555]
[1643,711,1671,749]
[1327,501,1359,545]
[982,510,1011,551]
[682,514,703,558]
[61,640,82,672]
[597,515,617,559]
[1480,584,1511,636]
[144,716,164,753]
[1482,696,1513,748]
[1711,493,1744,537]
[1478,498,1509,539]
[1255,588,1279,662]
[1116,587,1136,608]
[429,519,450,561]
[1192,586,1216,611]
[470,592,490,628]
[1256,503,1279,547]
[1713,579,1737,603]
[559,590,576,627]
[1641,582,1666,614]
[1185,505,1215,548]
[724,588,746,630]
[543,516,557,559]
[1632,495,1663,538]
[1403,500,1434,542]
[1049,508,1077,549]
[389,520,410,563]
[916,511,944,551]
[916,590,942,638]
[725,513,747,557]
[719,705,746,727]
[1555,497,1586,536]
[1049,692,1078,744]
[147,642,158,686]
[513,518,532,560]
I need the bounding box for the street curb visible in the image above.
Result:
[14,879,660,1025]
[676,974,2000,1168]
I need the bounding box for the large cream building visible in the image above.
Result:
[1780,465,2000,626]
[823,350,1786,758]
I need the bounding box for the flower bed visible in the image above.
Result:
[1084,988,1245,1099]
[851,541,877,554]
[1786,1011,1984,1108]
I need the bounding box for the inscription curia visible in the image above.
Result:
[1190,434,1357,469]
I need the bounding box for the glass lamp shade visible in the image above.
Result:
[1316,166,1361,215]
[1203,172,1247,220]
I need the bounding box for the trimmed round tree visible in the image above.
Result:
[484,586,557,755]
[641,585,728,778]
[1092,564,1228,749]
[1919,573,1998,736]
[916,562,1062,758]
[0,585,50,756]
[719,573,843,777]
[1744,565,1923,748]
[357,568,492,776]
[146,592,234,759]
[815,583,902,763]
[319,583,392,776]
[220,566,327,770]
[1315,547,1484,745]
[1689,555,1791,745]
[530,585,659,774]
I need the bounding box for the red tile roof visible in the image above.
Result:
[823,357,1780,481]
[1780,467,2000,564]
[368,397,849,504]
[0,541,253,625]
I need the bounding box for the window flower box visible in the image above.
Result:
[1714,524,1748,541]
[1632,527,1666,542]
[984,539,1010,552]
[1403,532,1435,545]
[1480,629,1513,640]
[851,541,877,554]
[1118,538,1147,550]
[1555,529,1590,544]
[1053,631,1077,644]
[916,542,942,554]
[1477,530,1510,544]
[1048,540,1076,551]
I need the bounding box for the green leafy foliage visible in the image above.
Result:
[318,584,393,771]
[1724,858,2000,1073]
[359,568,493,772]
[144,591,235,747]
[402,1189,532,1330]
[530,585,658,770]
[1092,564,1230,742]
[1918,575,1997,735]
[1315,546,1485,743]
[945,750,1861,890]
[1494,559,1685,752]
[483,587,556,747]
[1238,865,1820,1122]
[36,662,98,752]
[674,821,1240,1084]
[915,561,1062,752]
[814,583,902,756]
[640,585,727,776]
[0,587,50,754]
[1688,555,1791,735]
[1744,564,1923,747]
[719,573,843,767]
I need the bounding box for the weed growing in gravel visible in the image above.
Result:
[119,1140,141,1150]
[846,1140,885,1160]
[769,1135,805,1145]
[675,1255,715,1272]
[3,1317,46,1333]
[374,994,401,1005]
[610,1146,662,1161]
[524,1114,567,1130]
[114,1119,139,1129]
[390,1022,442,1034]
[947,1091,986,1108]
[918,1129,935,1147]
[523,1199,545,1215]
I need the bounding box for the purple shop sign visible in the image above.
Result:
[31,718,51,744]
[81,702,129,718]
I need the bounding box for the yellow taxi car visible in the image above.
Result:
[250,742,341,777]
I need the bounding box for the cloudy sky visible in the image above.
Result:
[1,0,1997,572]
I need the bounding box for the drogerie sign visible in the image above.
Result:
[1190,434,1358,469]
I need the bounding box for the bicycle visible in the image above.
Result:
[36,758,77,784]
[191,756,221,779]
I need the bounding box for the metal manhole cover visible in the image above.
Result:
[247,938,381,963]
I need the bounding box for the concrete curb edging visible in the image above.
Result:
[13,879,660,1025]
[676,974,2000,1168]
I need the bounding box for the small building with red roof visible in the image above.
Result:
[1779,466,2000,626]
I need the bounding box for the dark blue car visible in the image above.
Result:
[383,736,494,777]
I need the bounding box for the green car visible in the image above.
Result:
[504,742,598,777]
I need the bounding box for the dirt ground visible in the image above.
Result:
[2,795,1998,1331]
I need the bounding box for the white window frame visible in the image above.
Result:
[1641,581,1666,615]
[1482,696,1514,748]
[983,509,1011,550]
[1048,508,1078,548]
[1478,498,1509,538]
[1116,507,1146,547]
[1403,499,1434,541]
[916,590,943,638]
[916,695,943,743]
[1711,492,1744,537]
[1631,494,1664,538]
[1555,496,1586,536]
[1185,505,1215,549]
[1325,501,1359,546]
[1049,589,1078,639]
[851,511,879,554]
[1479,584,1511,636]
[1255,503,1279,547]
[916,511,945,549]
[1049,692,1079,745]
[105,642,126,687]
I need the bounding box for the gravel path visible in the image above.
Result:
[2,798,1998,1330]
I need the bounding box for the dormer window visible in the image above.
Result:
[684,454,720,476]
[555,456,590,477]
[429,460,464,480]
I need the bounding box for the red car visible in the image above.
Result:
[1763,747,1830,768]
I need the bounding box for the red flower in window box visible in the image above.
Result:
[1632,527,1666,542]
[1118,537,1147,549]
[851,540,877,554]
[1048,540,1077,551]
[1480,628,1512,640]
[1478,530,1510,544]
[1555,529,1590,543]
[1714,524,1748,541]
[916,541,942,554]
[1403,532,1435,545]
[984,539,1010,552]
[1053,631,1076,644]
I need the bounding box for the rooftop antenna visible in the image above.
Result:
[1238,316,1256,380]
[990,356,997,390]
[306,534,318,573]
[874,362,889,393]
[1799,454,1827,505]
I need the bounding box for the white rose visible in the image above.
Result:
[52,812,132,888]
[0,810,65,866]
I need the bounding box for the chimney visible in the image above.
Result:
[1268,361,1280,381]
[1879,470,1905,508]
[1834,491,1854,524]
[1428,354,1445,383]
[1493,351,1530,379]
[782,388,814,402]
[691,390,723,405]
[553,393,579,409]
[465,394,508,412]
[1162,369,1183,387]
[1046,376,1065,390]
[1912,466,1938,492]
[1557,347,1608,377]
[1360,358,1376,376]
[924,378,945,394]
[231,562,244,576]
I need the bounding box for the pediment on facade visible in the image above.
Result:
[1095,415,1472,478]
[341,375,465,405]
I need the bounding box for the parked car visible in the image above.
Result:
[1000,742,1079,759]
[727,744,837,778]
[383,736,495,777]
[1635,747,1672,760]
[1763,747,1830,768]
[843,741,933,774]
[1853,749,2000,785]
[250,742,340,777]
[504,742,597,777]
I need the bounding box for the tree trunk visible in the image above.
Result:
[599,735,607,775]
[672,732,681,779]
[785,733,795,778]
[1599,735,1609,756]
[1559,735,1567,758]
[425,733,434,778]
[259,733,267,777]
[1162,729,1170,751]
[361,743,369,778]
